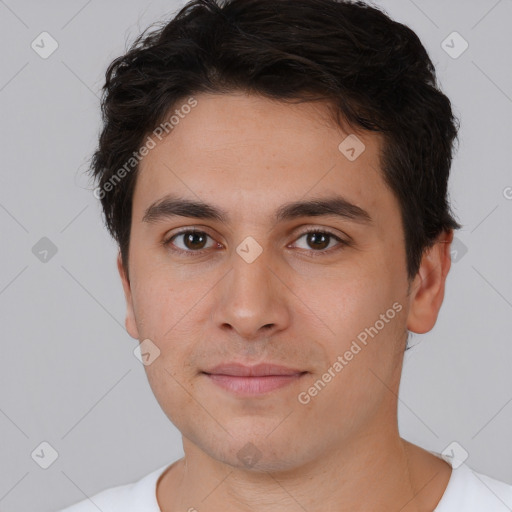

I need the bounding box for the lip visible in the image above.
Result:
[204,363,304,377]
[202,363,307,395]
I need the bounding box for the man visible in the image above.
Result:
[59,0,512,510]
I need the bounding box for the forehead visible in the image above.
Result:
[133,92,393,226]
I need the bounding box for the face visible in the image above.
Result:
[118,92,447,472]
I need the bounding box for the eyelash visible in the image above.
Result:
[162,227,350,258]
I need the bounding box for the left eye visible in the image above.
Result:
[163,229,347,256]
[292,230,344,252]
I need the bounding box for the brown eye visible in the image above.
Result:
[291,229,349,257]
[164,230,216,254]
[182,231,208,250]
[305,232,330,250]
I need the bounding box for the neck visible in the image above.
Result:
[157,427,451,512]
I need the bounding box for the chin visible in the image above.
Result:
[195,425,310,474]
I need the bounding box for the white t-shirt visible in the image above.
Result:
[57,453,512,511]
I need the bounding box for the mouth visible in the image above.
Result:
[201,363,308,395]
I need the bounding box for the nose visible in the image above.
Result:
[210,245,291,341]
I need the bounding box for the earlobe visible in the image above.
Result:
[406,230,454,334]
[116,252,140,340]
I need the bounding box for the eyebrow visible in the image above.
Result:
[142,194,373,226]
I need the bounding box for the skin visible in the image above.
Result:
[117,92,454,512]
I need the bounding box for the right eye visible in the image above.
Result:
[162,229,220,255]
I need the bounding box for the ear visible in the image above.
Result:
[117,251,140,340]
[406,230,454,334]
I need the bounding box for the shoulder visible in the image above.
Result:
[436,462,512,511]
[56,463,171,512]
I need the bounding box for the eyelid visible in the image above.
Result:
[162,225,351,256]
[162,227,219,253]
[162,225,221,243]
[290,225,351,244]
[289,227,350,255]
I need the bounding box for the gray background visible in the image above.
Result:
[0,0,511,510]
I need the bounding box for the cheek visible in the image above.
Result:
[295,262,406,391]
[130,270,209,407]
[144,360,202,439]
[130,262,203,339]
[134,276,205,424]
[298,264,397,340]
[295,297,406,438]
